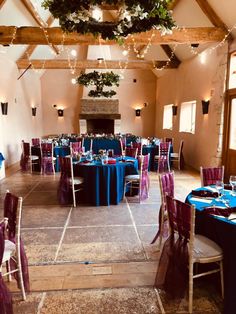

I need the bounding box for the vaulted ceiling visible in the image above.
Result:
[0,0,235,74]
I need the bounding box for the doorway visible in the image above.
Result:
[223,89,236,179]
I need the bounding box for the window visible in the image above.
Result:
[163,104,173,130]
[179,101,196,134]
[229,52,236,89]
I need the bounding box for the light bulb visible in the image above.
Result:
[71,78,77,85]
[122,50,128,56]
[71,49,77,57]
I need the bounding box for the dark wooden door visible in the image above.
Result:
[223,89,236,179]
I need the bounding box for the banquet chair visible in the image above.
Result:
[124,154,150,203]
[70,141,82,157]
[40,142,56,174]
[31,138,41,147]
[164,137,174,145]
[124,147,138,159]
[20,140,40,172]
[2,191,30,300]
[131,142,143,155]
[154,142,171,172]
[0,222,13,312]
[59,156,84,207]
[155,195,224,314]
[200,165,224,187]
[151,171,174,249]
[170,140,184,170]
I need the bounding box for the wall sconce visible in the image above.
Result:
[32,107,37,116]
[1,102,8,115]
[202,100,210,114]
[57,109,64,117]
[172,105,177,116]
[135,109,141,117]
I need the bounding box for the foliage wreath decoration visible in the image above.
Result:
[42,0,175,41]
[76,71,120,98]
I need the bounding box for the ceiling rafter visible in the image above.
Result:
[18,16,56,60]
[0,26,226,45]
[20,0,59,54]
[16,59,178,70]
[0,0,6,9]
[168,0,181,10]
[161,44,181,67]
[195,0,232,41]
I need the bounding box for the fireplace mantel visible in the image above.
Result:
[79,98,121,134]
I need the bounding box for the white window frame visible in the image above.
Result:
[179,101,196,134]
[163,104,173,130]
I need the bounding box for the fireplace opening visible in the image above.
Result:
[87,119,114,134]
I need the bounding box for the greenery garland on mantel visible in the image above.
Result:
[76,71,120,98]
[42,0,175,41]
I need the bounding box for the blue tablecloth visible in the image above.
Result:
[0,153,5,169]
[74,157,138,206]
[187,187,236,314]
[84,138,122,155]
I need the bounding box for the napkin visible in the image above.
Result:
[203,206,236,218]
[191,190,219,198]
[224,184,232,191]
[107,159,116,164]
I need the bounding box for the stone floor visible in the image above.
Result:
[0,168,223,313]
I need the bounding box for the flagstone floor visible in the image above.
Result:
[0,168,223,313]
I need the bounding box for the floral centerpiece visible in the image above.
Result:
[76,70,120,98]
[42,0,175,41]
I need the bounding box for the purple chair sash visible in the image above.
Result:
[0,223,13,314]
[4,193,30,292]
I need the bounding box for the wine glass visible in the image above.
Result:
[215,180,224,201]
[229,175,236,196]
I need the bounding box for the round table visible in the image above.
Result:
[74,157,138,206]
[187,187,236,314]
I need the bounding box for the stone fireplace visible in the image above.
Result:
[79,99,121,134]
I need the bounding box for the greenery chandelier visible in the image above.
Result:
[76,71,120,98]
[42,0,175,41]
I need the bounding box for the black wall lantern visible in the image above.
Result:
[172,105,177,116]
[32,107,37,116]
[57,109,64,117]
[202,100,210,115]
[1,102,8,115]
[135,109,141,117]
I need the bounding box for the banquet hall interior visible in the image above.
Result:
[0,0,236,313]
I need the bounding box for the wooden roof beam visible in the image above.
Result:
[161,44,181,67]
[0,26,227,45]
[168,0,181,10]
[20,0,59,54]
[0,0,6,9]
[16,59,178,70]
[18,15,56,60]
[195,0,232,41]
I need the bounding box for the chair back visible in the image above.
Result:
[22,141,30,157]
[164,137,174,145]
[31,138,40,147]
[166,195,194,241]
[41,142,54,157]
[70,141,82,156]
[131,142,143,155]
[125,147,138,159]
[59,156,74,179]
[200,166,224,186]
[3,191,30,292]
[178,140,184,155]
[159,171,174,205]
[138,154,150,201]
[159,142,170,157]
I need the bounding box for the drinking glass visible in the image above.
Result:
[215,180,224,201]
[229,175,236,196]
